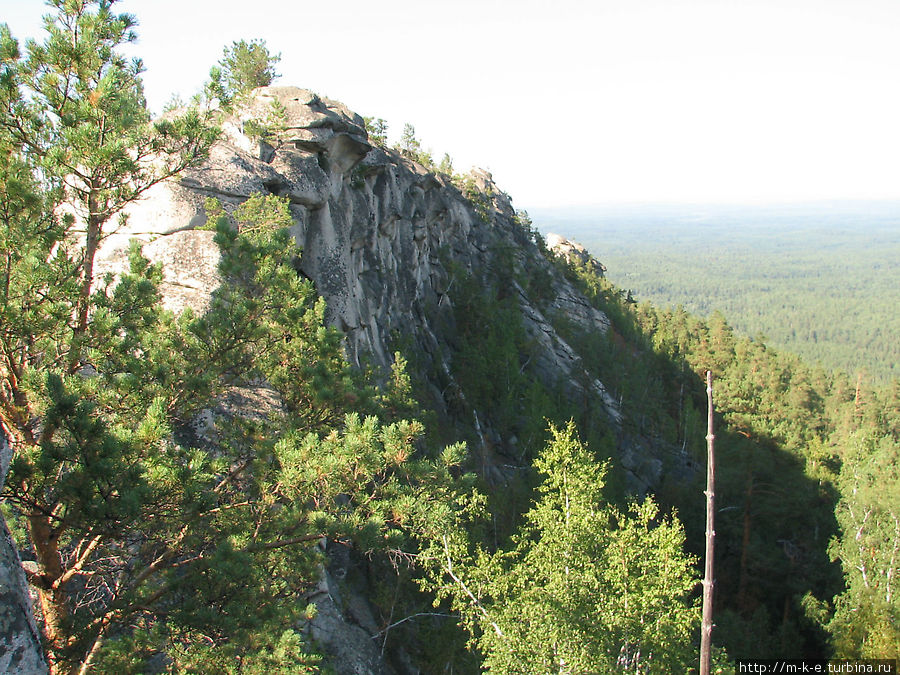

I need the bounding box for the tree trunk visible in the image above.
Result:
[74,208,102,356]
[700,371,716,675]
[27,511,70,673]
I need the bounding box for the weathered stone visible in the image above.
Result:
[307,557,394,675]
[0,436,48,675]
[94,229,221,315]
[546,232,607,278]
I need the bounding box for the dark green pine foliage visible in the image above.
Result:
[206,38,281,109]
[197,195,364,431]
[1,1,216,668]
[3,184,478,673]
[439,244,625,538]
[0,3,473,671]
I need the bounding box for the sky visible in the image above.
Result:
[5,0,900,209]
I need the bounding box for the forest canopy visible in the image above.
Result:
[534,202,900,385]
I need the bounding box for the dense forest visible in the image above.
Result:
[1,2,899,673]
[549,259,900,663]
[532,202,900,385]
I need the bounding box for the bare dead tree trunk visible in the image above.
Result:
[700,370,716,675]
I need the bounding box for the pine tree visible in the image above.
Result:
[438,152,454,175]
[1,172,475,671]
[207,38,280,108]
[1,2,216,668]
[399,123,421,157]
[363,116,388,147]
[2,7,479,669]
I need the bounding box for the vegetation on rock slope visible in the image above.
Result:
[553,255,899,662]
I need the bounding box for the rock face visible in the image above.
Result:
[0,436,48,675]
[546,232,607,278]
[91,86,631,672]
[96,87,621,427]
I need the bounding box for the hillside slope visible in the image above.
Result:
[4,85,896,672]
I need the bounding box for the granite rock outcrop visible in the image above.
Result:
[96,87,621,427]
[0,437,48,674]
[91,86,631,672]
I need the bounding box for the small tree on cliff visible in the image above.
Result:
[208,38,281,107]
[396,122,436,169]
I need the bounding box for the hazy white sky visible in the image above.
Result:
[6,0,900,208]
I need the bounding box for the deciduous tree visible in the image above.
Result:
[425,421,699,673]
[828,431,900,658]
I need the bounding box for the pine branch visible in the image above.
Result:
[53,532,104,589]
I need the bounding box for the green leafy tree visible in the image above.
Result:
[425,421,699,673]
[828,430,900,658]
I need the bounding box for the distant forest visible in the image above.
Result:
[533,202,900,385]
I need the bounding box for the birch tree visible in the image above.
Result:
[426,421,699,673]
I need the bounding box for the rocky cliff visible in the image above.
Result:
[95,86,622,443]
[0,439,48,674]
[1,86,677,673]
